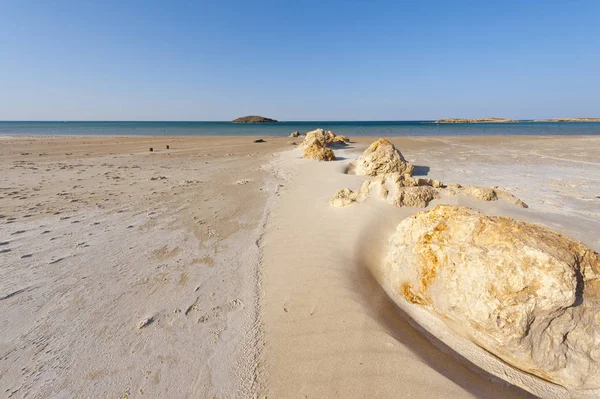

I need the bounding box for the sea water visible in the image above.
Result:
[1,121,600,137]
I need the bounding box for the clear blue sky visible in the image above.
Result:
[1,0,599,121]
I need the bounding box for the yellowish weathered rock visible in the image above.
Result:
[300,129,351,148]
[355,138,414,176]
[329,173,441,208]
[447,183,528,208]
[385,205,600,390]
[303,140,335,161]
[329,188,356,207]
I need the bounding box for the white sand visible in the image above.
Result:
[260,136,600,398]
[0,136,287,398]
[1,135,599,398]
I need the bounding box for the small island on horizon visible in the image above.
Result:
[435,117,517,124]
[232,115,278,123]
[533,117,600,122]
[435,117,600,124]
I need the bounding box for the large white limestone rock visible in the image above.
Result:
[355,138,414,176]
[383,205,600,391]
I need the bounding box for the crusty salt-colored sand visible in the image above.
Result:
[1,135,599,398]
[0,135,287,398]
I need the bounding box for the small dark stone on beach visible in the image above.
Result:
[149,147,153,152]
[166,145,170,149]
[254,139,266,143]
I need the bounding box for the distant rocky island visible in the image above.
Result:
[435,118,517,124]
[232,115,278,123]
[533,118,600,122]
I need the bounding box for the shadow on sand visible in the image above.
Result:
[412,165,430,176]
[349,206,535,398]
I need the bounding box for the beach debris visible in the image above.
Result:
[303,140,336,161]
[254,139,266,143]
[166,145,170,149]
[383,205,600,389]
[149,147,153,152]
[355,138,414,176]
[287,140,297,145]
[289,131,301,137]
[148,176,167,181]
[137,315,154,329]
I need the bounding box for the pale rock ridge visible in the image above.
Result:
[355,138,415,176]
[446,183,529,208]
[384,205,600,390]
[329,173,441,208]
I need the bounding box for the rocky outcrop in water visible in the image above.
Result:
[355,139,414,176]
[384,205,600,390]
[435,118,517,123]
[232,115,278,123]
[534,118,600,122]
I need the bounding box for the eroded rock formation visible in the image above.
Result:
[303,140,336,161]
[384,205,600,390]
[446,183,528,208]
[300,129,350,148]
[330,173,441,208]
[355,138,414,176]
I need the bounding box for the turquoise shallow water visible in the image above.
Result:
[1,121,600,136]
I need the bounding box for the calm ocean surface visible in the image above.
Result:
[1,121,600,137]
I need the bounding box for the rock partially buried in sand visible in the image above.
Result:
[355,138,414,176]
[384,205,600,391]
[303,140,336,161]
[254,139,266,143]
[329,188,356,207]
[301,128,336,147]
[300,129,349,148]
[137,315,154,329]
[289,131,300,138]
[330,173,442,208]
[447,183,528,208]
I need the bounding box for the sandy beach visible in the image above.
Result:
[1,135,599,398]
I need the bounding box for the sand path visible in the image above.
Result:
[260,136,600,398]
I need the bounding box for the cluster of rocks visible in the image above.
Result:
[323,137,599,393]
[291,128,351,161]
[330,173,442,208]
[383,205,600,391]
[330,138,528,209]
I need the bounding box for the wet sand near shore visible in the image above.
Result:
[1,135,599,398]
